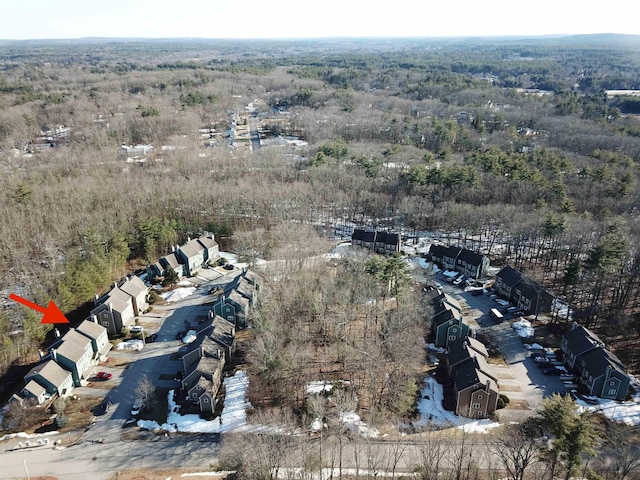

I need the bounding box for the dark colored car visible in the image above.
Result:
[122,418,138,428]
[223,264,234,270]
[146,333,158,343]
[209,286,221,294]
[96,398,112,416]
[543,367,562,375]
[96,371,112,381]
[536,361,554,369]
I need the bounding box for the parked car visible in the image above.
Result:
[146,333,158,343]
[543,367,563,375]
[223,264,235,271]
[130,325,144,334]
[470,288,484,296]
[181,330,197,344]
[208,286,221,294]
[131,399,144,416]
[95,371,112,381]
[122,418,138,428]
[96,398,112,416]
[536,361,555,369]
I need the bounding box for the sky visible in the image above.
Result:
[3,0,639,40]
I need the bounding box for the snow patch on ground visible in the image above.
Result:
[306,381,333,394]
[576,387,640,426]
[161,287,196,302]
[1,430,59,442]
[138,370,251,433]
[414,376,501,433]
[181,473,235,477]
[340,411,379,438]
[512,318,534,338]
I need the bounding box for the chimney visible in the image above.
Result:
[113,281,117,289]
[486,380,491,392]
[208,310,214,318]
[51,348,57,362]
[91,314,98,323]
[108,303,113,313]
[54,328,60,338]
[94,293,99,303]
[231,326,235,337]
[171,245,175,252]
[187,236,191,242]
[38,350,45,360]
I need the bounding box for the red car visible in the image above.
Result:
[96,372,112,381]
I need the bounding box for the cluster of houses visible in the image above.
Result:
[429,244,490,280]
[147,233,219,281]
[18,320,111,406]
[494,265,554,316]
[351,228,401,255]
[177,270,262,413]
[561,324,631,401]
[90,275,149,338]
[425,287,500,418]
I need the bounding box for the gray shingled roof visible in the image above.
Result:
[228,290,249,309]
[454,356,497,391]
[243,270,262,287]
[197,235,218,250]
[24,379,46,398]
[62,329,93,348]
[76,319,106,340]
[180,239,205,258]
[119,275,147,298]
[564,325,604,357]
[56,331,91,363]
[25,360,71,388]
[496,265,523,287]
[579,347,627,378]
[161,252,182,270]
[457,248,484,267]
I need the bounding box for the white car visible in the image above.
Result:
[130,325,144,334]
[181,330,197,344]
[131,399,144,416]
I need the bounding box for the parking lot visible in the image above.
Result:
[426,270,572,419]
[75,268,245,438]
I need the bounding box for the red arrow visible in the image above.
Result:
[8,293,70,324]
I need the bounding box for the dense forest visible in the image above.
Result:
[1,35,640,382]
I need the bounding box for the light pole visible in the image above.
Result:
[23,458,31,480]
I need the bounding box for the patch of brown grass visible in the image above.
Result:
[108,469,231,480]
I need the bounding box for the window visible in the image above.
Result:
[203,398,209,403]
[477,395,483,400]
[191,393,197,398]
[610,380,616,386]
[472,403,480,409]
[608,389,616,395]
[477,411,483,416]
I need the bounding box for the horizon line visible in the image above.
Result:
[1,32,639,42]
